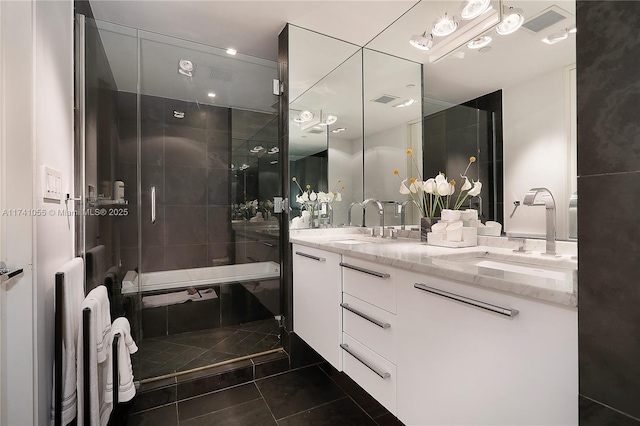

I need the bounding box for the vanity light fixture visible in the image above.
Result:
[496,6,524,35]
[432,13,458,37]
[409,32,434,51]
[207,92,216,98]
[331,127,347,133]
[467,35,492,49]
[173,110,185,119]
[178,59,194,77]
[226,48,237,55]
[460,0,491,20]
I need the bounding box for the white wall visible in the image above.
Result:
[34,1,75,424]
[503,68,570,239]
[328,136,362,226]
[0,1,74,424]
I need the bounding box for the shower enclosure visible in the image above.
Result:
[76,16,283,383]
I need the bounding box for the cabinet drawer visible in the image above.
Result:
[342,293,396,364]
[342,333,397,415]
[342,256,396,313]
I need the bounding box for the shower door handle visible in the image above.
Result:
[151,186,156,224]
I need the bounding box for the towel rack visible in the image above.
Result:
[54,273,122,426]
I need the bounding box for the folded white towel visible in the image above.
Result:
[77,286,112,426]
[142,287,218,308]
[51,257,85,426]
[106,317,138,403]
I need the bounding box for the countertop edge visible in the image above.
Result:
[290,237,578,308]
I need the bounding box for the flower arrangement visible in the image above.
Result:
[292,177,344,207]
[394,150,482,218]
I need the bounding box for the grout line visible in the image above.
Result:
[579,170,640,179]
[253,361,325,383]
[254,378,279,425]
[178,396,264,424]
[275,396,349,423]
[579,394,640,423]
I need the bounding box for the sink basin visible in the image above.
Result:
[431,251,576,281]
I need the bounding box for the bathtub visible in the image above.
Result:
[121,261,280,295]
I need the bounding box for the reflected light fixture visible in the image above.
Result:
[324,114,338,125]
[331,128,346,133]
[250,145,264,154]
[207,92,216,98]
[268,147,280,154]
[496,6,524,35]
[467,35,492,49]
[395,99,416,108]
[270,160,278,165]
[239,164,249,171]
[409,32,434,51]
[178,59,194,77]
[173,110,185,119]
[299,110,314,122]
[226,48,237,55]
[432,13,458,37]
[460,0,491,20]
[542,30,569,45]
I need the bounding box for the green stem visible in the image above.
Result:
[454,193,470,210]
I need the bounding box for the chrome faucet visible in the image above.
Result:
[362,198,385,228]
[398,200,411,230]
[523,187,557,256]
[348,201,363,226]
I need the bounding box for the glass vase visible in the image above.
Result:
[420,217,440,242]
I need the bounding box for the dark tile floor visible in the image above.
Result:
[128,364,404,426]
[134,319,281,380]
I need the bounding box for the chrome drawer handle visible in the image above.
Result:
[340,303,390,329]
[339,262,390,279]
[340,343,390,379]
[413,283,519,318]
[295,251,325,262]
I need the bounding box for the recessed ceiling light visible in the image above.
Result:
[467,35,492,49]
[208,92,216,98]
[496,6,524,35]
[432,13,458,37]
[409,32,434,51]
[395,99,416,108]
[173,110,185,119]
[331,128,347,133]
[324,115,338,125]
[226,48,237,55]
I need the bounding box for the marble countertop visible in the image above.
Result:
[290,228,578,307]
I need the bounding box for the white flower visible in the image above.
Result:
[400,179,422,194]
[448,183,456,195]
[296,195,304,204]
[436,181,450,196]
[468,180,482,197]
[301,192,309,202]
[309,191,317,201]
[334,192,342,202]
[435,173,447,185]
[423,178,436,194]
[460,176,472,191]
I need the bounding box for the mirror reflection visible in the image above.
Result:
[288,0,576,240]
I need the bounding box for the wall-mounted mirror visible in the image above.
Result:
[288,26,363,228]
[365,0,576,239]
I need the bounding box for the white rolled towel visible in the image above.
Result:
[106,317,138,403]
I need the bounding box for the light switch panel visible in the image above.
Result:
[43,166,62,203]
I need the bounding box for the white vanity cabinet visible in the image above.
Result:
[292,244,343,370]
[395,268,578,426]
[340,256,398,414]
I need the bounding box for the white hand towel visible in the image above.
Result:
[51,257,85,426]
[106,317,138,403]
[77,287,113,426]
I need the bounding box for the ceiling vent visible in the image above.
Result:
[209,68,234,82]
[521,6,572,34]
[371,94,400,104]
